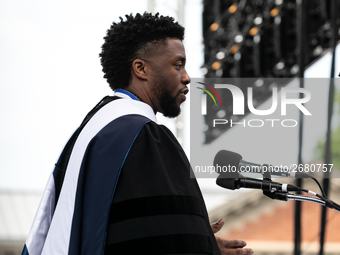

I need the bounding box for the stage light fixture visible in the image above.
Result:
[270,7,279,17]
[211,61,221,70]
[254,79,264,87]
[210,22,219,31]
[228,3,238,14]
[234,34,244,43]
[202,0,338,143]
[249,27,259,36]
[275,62,285,70]
[254,16,263,25]
[216,51,225,60]
[201,67,208,75]
[230,44,239,54]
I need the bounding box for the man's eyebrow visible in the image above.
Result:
[174,56,186,62]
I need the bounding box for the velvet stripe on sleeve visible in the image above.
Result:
[104,122,221,255]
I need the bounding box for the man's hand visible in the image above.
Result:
[211,218,254,255]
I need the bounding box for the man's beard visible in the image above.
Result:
[152,74,181,118]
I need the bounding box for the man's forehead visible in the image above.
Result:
[164,38,186,58]
[166,38,185,50]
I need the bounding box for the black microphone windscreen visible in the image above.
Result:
[214,150,242,168]
[216,176,237,190]
[213,150,242,177]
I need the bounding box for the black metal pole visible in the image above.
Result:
[213,0,220,18]
[294,0,307,254]
[318,0,337,254]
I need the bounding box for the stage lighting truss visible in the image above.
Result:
[202,0,339,144]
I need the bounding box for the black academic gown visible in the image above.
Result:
[21,95,220,255]
[104,121,221,255]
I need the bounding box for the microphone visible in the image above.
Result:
[214,150,309,178]
[216,175,300,192]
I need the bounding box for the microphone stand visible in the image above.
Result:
[260,166,340,213]
[264,191,340,213]
[261,164,285,200]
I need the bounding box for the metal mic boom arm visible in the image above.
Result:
[263,190,340,213]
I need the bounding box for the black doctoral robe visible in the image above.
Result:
[104,121,220,254]
[21,93,220,255]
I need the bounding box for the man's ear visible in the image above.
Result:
[132,59,148,80]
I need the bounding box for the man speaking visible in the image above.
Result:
[22,12,253,255]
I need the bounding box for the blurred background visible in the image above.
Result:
[0,0,339,254]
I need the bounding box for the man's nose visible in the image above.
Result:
[182,69,191,85]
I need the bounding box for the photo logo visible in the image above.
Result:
[199,84,312,116]
[197,83,312,128]
[196,82,222,115]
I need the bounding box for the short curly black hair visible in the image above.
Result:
[99,12,185,90]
